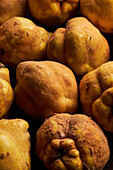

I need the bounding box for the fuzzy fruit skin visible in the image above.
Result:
[28,0,79,28]
[0,17,50,68]
[79,61,113,132]
[80,0,113,33]
[92,87,113,132]
[0,119,31,170]
[36,113,110,170]
[14,61,78,120]
[0,0,27,25]
[0,63,14,118]
[47,17,110,76]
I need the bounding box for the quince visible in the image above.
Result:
[0,119,31,169]
[28,0,79,28]
[79,61,113,132]
[0,0,27,25]
[0,17,50,67]
[36,113,110,170]
[80,0,113,33]
[14,61,78,120]
[0,63,14,118]
[47,17,110,76]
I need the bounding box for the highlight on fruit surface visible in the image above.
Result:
[36,113,110,170]
[0,62,14,119]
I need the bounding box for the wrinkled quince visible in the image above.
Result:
[0,17,50,67]
[47,17,110,76]
[80,0,113,33]
[36,113,110,170]
[28,0,79,28]
[14,61,78,120]
[0,119,31,170]
[0,63,14,118]
[79,61,113,132]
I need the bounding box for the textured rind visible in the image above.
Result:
[80,0,113,33]
[36,113,110,170]
[0,119,31,170]
[47,17,110,76]
[0,17,50,67]
[47,28,66,64]
[14,60,78,120]
[0,0,27,25]
[79,61,113,132]
[92,87,113,132]
[28,0,79,28]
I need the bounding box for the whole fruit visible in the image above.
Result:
[0,17,50,67]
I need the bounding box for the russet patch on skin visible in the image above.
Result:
[14,60,78,120]
[0,0,27,25]
[36,113,110,170]
[0,17,50,68]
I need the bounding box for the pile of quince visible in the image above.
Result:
[0,0,113,169]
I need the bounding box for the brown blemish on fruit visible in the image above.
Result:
[36,113,110,170]
[0,152,9,159]
[13,22,18,26]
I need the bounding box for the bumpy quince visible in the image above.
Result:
[80,61,113,132]
[47,17,110,76]
[28,0,79,28]
[0,63,13,118]
[0,17,50,67]
[80,0,113,33]
[0,119,31,169]
[36,113,110,170]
